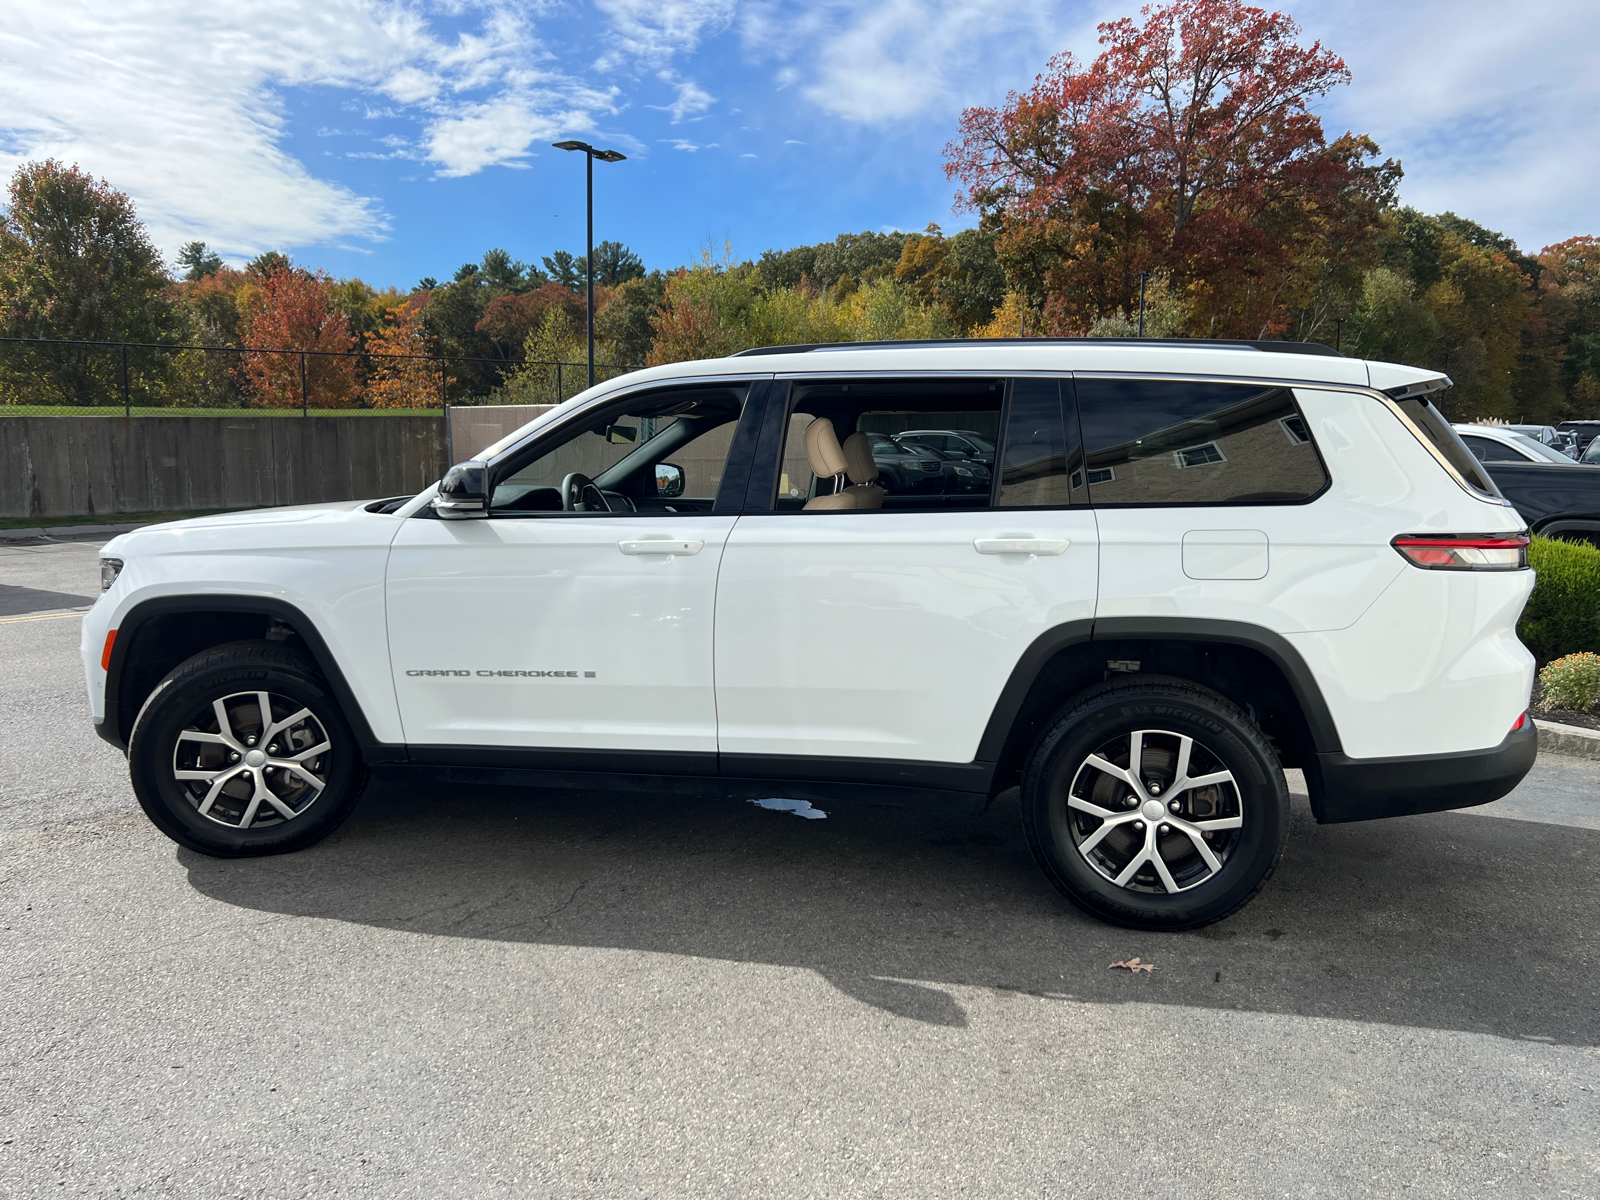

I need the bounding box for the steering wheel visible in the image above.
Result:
[560,472,612,513]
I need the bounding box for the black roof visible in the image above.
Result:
[730,337,1345,359]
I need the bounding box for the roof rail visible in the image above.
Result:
[729,337,1346,358]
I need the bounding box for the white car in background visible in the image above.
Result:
[1454,424,1590,465]
[1504,423,1577,458]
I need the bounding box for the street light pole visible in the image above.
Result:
[553,140,627,391]
[1130,270,1153,337]
[586,150,594,388]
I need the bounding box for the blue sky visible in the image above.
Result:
[2,0,1595,291]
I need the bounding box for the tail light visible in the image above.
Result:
[1392,533,1529,571]
[1510,712,1527,733]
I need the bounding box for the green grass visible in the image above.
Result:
[0,406,442,417]
[0,506,257,530]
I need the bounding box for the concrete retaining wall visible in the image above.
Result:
[1,416,448,519]
[448,404,556,461]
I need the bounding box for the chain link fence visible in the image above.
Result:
[0,337,642,416]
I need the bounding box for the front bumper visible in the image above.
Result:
[1304,718,1538,824]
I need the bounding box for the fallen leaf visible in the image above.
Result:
[1109,957,1156,973]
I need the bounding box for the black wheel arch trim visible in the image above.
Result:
[99,594,397,761]
[1534,517,1600,536]
[974,617,1344,764]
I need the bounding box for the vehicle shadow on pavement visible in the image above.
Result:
[179,781,1600,1044]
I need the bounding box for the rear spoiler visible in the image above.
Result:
[1384,376,1453,400]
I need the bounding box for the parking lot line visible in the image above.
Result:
[0,609,87,625]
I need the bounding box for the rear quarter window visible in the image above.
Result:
[1073,378,1329,505]
[1393,397,1500,497]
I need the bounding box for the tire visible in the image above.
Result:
[127,641,367,857]
[1020,676,1288,930]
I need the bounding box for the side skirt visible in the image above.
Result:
[374,746,993,814]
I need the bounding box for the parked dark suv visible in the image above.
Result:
[894,429,996,469]
[860,432,948,494]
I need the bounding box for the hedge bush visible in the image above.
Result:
[1538,652,1600,713]
[1518,536,1600,665]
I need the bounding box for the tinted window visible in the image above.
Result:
[1461,435,1526,463]
[1395,397,1498,497]
[1074,379,1327,505]
[996,378,1087,507]
[774,379,1003,511]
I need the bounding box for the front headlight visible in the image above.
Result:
[955,467,973,476]
[100,558,123,591]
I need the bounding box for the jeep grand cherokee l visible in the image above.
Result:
[85,339,1537,930]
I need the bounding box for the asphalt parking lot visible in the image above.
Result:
[3,539,1598,1198]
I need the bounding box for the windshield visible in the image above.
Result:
[1506,432,1575,464]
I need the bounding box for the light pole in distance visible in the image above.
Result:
[552,140,627,389]
[1130,270,1154,337]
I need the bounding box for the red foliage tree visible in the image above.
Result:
[945,0,1393,336]
[238,265,358,408]
[476,282,590,358]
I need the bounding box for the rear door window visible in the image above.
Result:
[1073,378,1328,505]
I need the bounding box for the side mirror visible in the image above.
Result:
[434,460,488,519]
[655,462,685,499]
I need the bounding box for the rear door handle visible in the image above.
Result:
[618,539,704,556]
[974,537,1070,556]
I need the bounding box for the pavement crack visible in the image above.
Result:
[535,879,588,931]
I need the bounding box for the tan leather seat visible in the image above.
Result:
[840,432,885,508]
[802,420,885,511]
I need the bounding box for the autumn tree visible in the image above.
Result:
[894,224,1009,329]
[596,273,669,366]
[0,160,175,404]
[238,265,358,408]
[476,282,588,358]
[944,0,1394,337]
[1540,236,1600,411]
[365,298,443,409]
[500,305,596,403]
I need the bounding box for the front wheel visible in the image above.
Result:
[127,641,366,857]
[1021,678,1288,930]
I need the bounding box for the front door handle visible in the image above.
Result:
[618,539,704,556]
[974,537,1070,556]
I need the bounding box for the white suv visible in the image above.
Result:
[84,340,1538,930]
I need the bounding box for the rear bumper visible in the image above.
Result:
[1305,718,1538,824]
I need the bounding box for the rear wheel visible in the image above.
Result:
[128,641,366,857]
[1021,677,1288,930]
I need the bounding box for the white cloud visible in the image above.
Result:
[593,0,737,68]
[0,0,618,259]
[648,75,717,123]
[1295,0,1600,249]
[775,0,1083,123]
